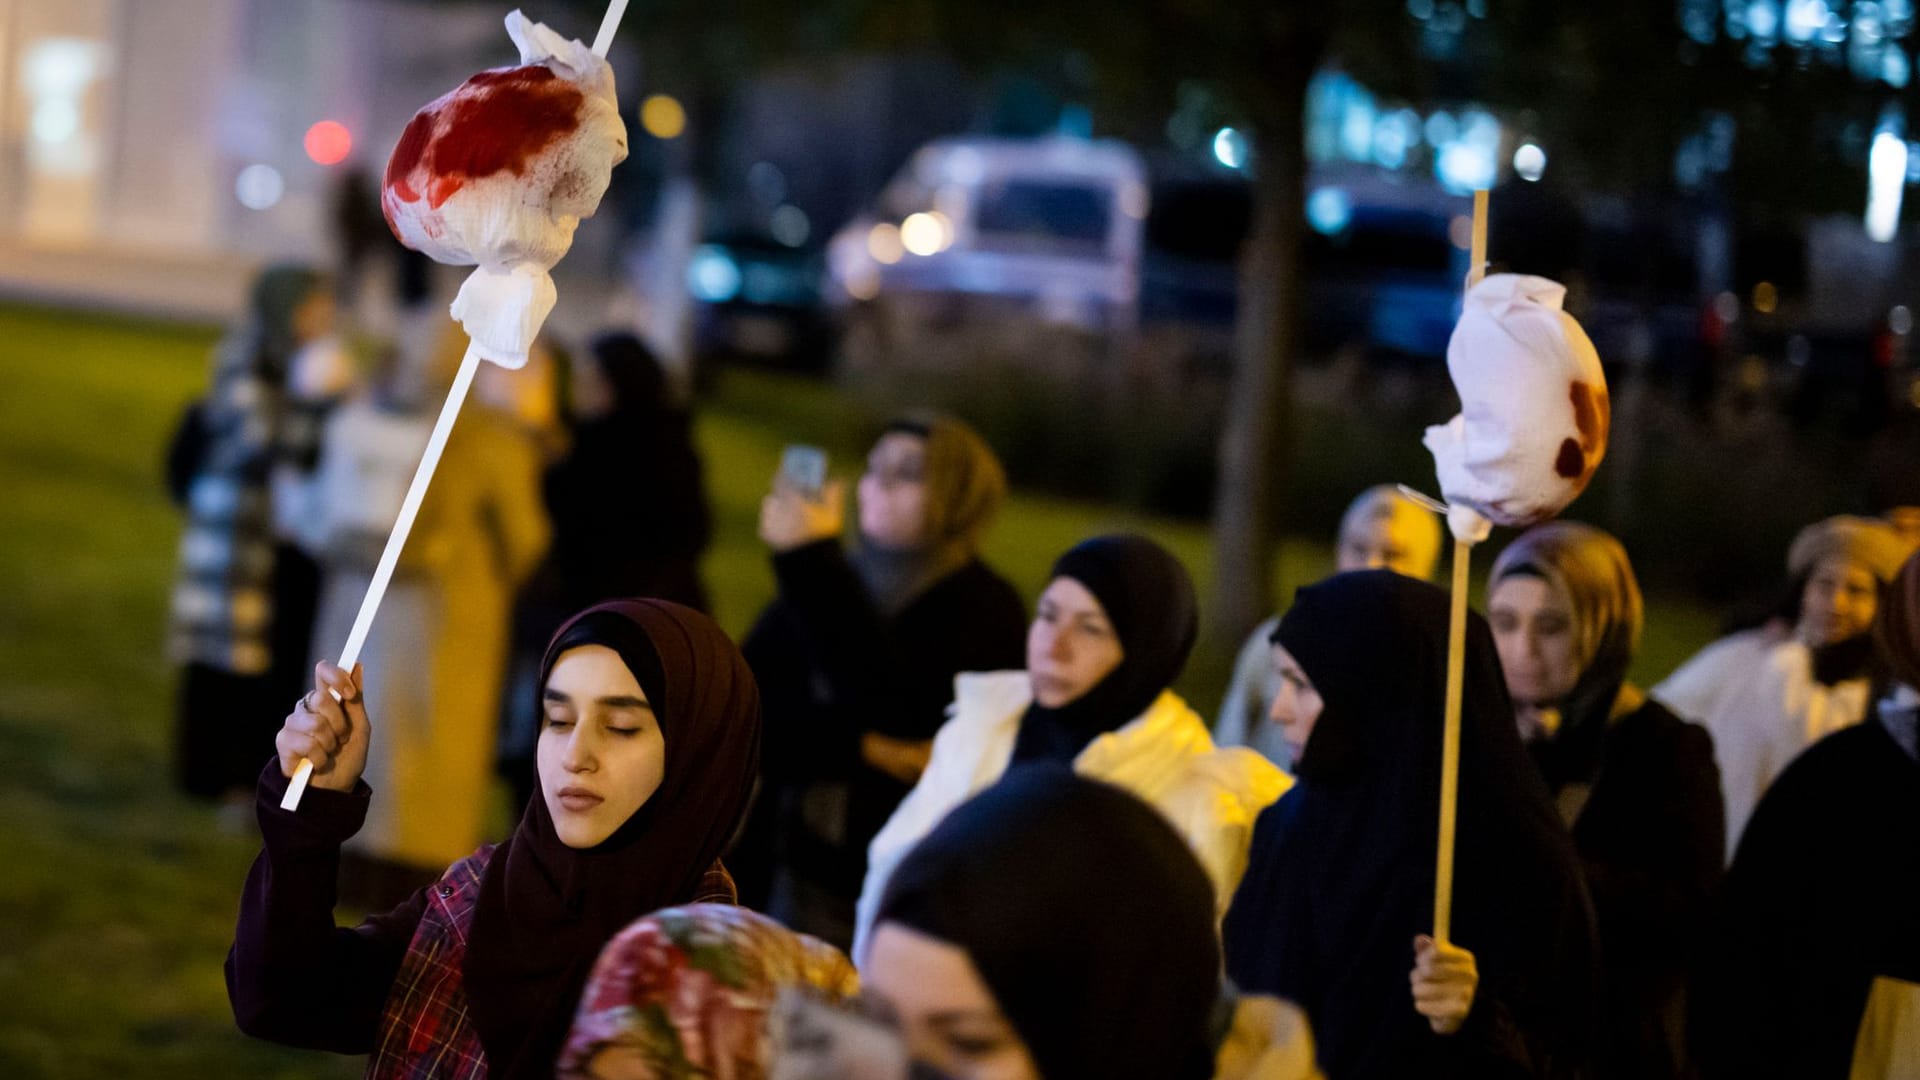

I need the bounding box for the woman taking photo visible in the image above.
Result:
[739,412,1027,944]
[226,599,760,1079]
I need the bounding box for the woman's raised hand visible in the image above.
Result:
[759,479,847,553]
[1410,934,1478,1035]
[276,662,371,793]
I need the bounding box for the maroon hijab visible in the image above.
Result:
[464,599,762,1080]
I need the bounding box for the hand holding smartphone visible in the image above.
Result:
[778,444,829,500]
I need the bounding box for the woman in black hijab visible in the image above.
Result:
[867,766,1223,1080]
[852,534,1287,959]
[1009,533,1202,761]
[227,599,760,1080]
[1224,571,1599,1080]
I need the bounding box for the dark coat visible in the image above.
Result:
[1691,715,1920,1079]
[1225,572,1600,1080]
[736,541,1027,910]
[226,766,734,1064]
[1533,698,1725,1080]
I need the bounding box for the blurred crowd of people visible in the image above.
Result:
[171,263,1920,1078]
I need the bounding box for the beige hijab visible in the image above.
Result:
[852,411,1008,615]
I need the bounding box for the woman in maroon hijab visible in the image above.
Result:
[226,599,762,1080]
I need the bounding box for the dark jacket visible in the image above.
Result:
[542,407,711,613]
[226,765,734,1061]
[737,541,1027,907]
[1533,698,1725,1080]
[1691,714,1920,1079]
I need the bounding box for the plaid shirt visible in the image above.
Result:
[367,847,738,1080]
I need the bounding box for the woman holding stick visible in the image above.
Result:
[1224,571,1598,1080]
[227,599,760,1080]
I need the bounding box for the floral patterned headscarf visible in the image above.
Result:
[558,905,859,1080]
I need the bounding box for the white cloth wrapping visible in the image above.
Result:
[381,10,627,367]
[1424,274,1609,537]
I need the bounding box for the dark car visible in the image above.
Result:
[1139,173,1468,366]
[690,235,831,373]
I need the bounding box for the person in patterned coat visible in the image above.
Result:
[169,263,344,803]
[226,599,761,1080]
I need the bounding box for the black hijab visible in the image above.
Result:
[1011,535,1198,763]
[464,599,761,1080]
[878,765,1220,1080]
[1224,571,1598,1080]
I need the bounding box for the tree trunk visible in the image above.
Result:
[1208,94,1308,646]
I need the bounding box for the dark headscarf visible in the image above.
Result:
[1010,535,1198,763]
[1227,571,1597,1079]
[465,599,761,1080]
[586,331,669,417]
[878,766,1220,1080]
[242,263,328,377]
[852,411,1009,617]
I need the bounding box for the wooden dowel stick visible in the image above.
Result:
[1469,188,1489,287]
[1433,534,1472,944]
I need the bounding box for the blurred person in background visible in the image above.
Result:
[1214,486,1442,768]
[1885,505,1920,550]
[1691,549,1920,1079]
[1487,522,1723,1080]
[1226,572,1599,1080]
[498,330,714,813]
[866,766,1321,1080]
[545,332,710,613]
[1653,514,1913,860]
[169,264,343,817]
[737,414,1027,947]
[301,325,549,907]
[852,534,1287,959]
[228,600,757,1080]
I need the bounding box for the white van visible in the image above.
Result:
[825,136,1149,334]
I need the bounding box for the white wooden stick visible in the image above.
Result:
[591,0,630,57]
[281,343,483,811]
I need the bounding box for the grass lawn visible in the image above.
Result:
[0,303,1719,1078]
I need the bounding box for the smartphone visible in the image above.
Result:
[779,444,829,499]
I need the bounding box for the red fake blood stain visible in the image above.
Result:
[1553,381,1611,480]
[382,65,585,238]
